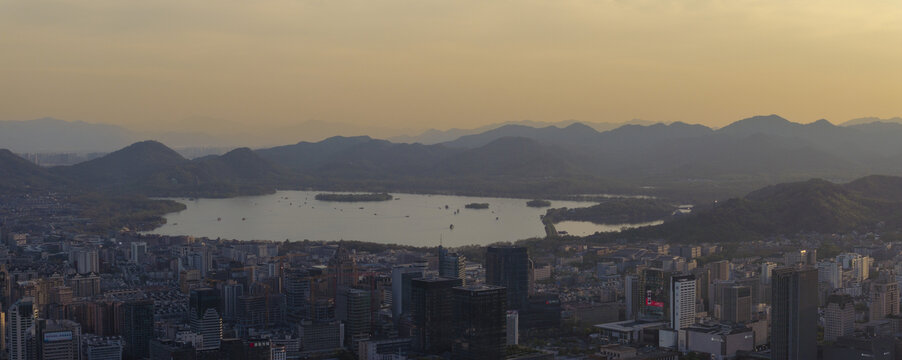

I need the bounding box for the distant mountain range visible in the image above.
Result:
[840,117,902,126]
[388,119,655,144]
[4,114,902,201]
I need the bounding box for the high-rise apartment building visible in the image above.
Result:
[824,294,854,342]
[669,274,696,330]
[869,280,900,321]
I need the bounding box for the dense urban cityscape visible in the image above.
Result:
[0,190,899,360]
[4,1,902,359]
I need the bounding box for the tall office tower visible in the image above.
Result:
[722,285,752,323]
[771,266,817,360]
[506,311,519,346]
[624,274,639,320]
[708,260,731,282]
[438,246,466,284]
[329,243,358,288]
[122,299,154,360]
[824,294,855,342]
[222,282,244,321]
[284,268,312,320]
[189,288,222,350]
[638,268,671,322]
[130,242,147,264]
[817,261,842,289]
[411,277,461,354]
[669,274,696,330]
[74,248,100,274]
[451,285,506,360]
[8,297,34,360]
[391,265,424,322]
[484,246,530,311]
[760,262,777,285]
[336,287,372,351]
[32,319,81,360]
[869,280,900,321]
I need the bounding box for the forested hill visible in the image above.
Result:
[617,175,902,243]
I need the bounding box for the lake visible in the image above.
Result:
[146,191,657,247]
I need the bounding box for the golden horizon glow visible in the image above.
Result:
[1,0,901,139]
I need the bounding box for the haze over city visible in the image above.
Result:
[2,0,901,143]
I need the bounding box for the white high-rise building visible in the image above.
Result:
[130,242,147,264]
[9,298,34,360]
[670,274,697,330]
[506,310,519,345]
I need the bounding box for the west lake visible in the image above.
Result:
[147,191,658,247]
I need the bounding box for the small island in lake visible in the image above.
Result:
[314,193,393,202]
[464,203,490,209]
[526,199,551,207]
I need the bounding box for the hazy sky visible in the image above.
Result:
[2,0,901,135]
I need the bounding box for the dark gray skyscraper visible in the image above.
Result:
[122,299,155,360]
[485,246,529,311]
[411,277,462,354]
[771,266,817,360]
[452,285,506,360]
[336,287,372,352]
[722,285,751,324]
